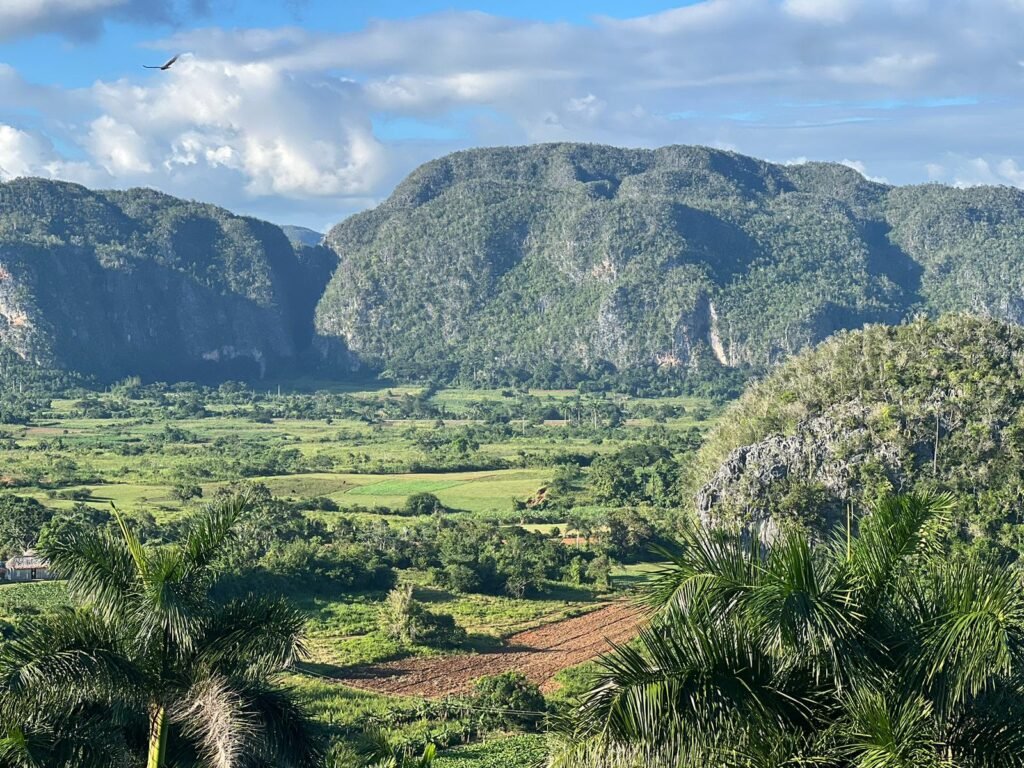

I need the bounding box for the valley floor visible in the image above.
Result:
[0,383,719,765]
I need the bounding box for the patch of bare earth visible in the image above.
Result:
[335,602,642,698]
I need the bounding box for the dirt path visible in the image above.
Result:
[333,602,643,697]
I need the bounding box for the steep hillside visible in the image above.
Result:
[0,179,340,381]
[317,143,1024,386]
[8,145,1024,388]
[691,315,1024,560]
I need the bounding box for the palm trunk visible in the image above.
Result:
[147,703,168,768]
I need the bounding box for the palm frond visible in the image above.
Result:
[746,529,861,682]
[110,503,147,577]
[913,556,1024,709]
[0,610,139,703]
[171,674,256,768]
[943,681,1024,768]
[847,492,954,603]
[244,682,323,768]
[39,530,139,622]
[181,493,249,583]
[575,617,812,747]
[134,547,205,657]
[643,523,763,619]
[195,597,306,678]
[838,687,941,768]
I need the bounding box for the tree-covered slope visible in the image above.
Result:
[691,315,1024,561]
[0,178,339,381]
[8,145,1024,388]
[317,143,1024,386]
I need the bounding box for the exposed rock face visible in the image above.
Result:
[0,178,339,381]
[10,145,1024,388]
[695,404,906,539]
[689,317,1024,550]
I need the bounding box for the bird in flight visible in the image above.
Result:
[143,55,179,71]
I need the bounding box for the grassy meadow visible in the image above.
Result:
[0,383,721,763]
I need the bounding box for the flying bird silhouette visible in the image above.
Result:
[143,55,179,71]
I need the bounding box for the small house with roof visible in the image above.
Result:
[4,550,50,581]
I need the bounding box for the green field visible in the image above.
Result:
[0,384,720,764]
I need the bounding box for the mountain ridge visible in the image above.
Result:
[5,143,1024,385]
[0,177,343,381]
[317,142,1021,386]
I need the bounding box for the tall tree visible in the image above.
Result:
[0,492,321,768]
[552,493,1024,767]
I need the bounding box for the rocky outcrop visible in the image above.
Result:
[315,143,925,382]
[695,404,906,538]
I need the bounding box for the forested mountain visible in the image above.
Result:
[0,178,341,381]
[6,145,1024,386]
[317,143,1024,387]
[691,315,1024,562]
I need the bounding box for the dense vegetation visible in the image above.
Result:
[0,376,711,765]
[557,493,1024,767]
[319,143,1024,390]
[692,315,1024,562]
[9,142,1024,766]
[0,492,321,767]
[7,145,1024,394]
[0,178,339,381]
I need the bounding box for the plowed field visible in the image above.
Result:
[336,602,642,697]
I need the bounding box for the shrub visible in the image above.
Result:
[258,540,395,591]
[585,553,612,591]
[378,585,466,648]
[0,495,53,559]
[470,672,546,730]
[172,483,203,502]
[433,563,481,594]
[296,495,339,512]
[403,492,446,516]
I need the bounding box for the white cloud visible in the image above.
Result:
[782,0,857,23]
[0,125,51,179]
[88,116,153,174]
[7,0,1024,227]
[82,56,386,198]
[839,159,889,184]
[0,124,103,184]
[566,94,607,121]
[945,156,1024,188]
[996,159,1024,186]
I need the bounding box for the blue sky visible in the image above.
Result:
[2,0,1024,229]
[2,1,698,88]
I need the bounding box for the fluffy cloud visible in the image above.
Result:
[0,125,52,179]
[839,159,888,184]
[85,56,386,198]
[5,0,1024,228]
[782,0,859,23]
[0,124,102,184]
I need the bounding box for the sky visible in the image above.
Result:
[2,0,1024,231]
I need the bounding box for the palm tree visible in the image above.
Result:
[359,727,436,768]
[0,492,322,768]
[551,493,1024,767]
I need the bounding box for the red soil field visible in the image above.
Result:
[335,601,643,697]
